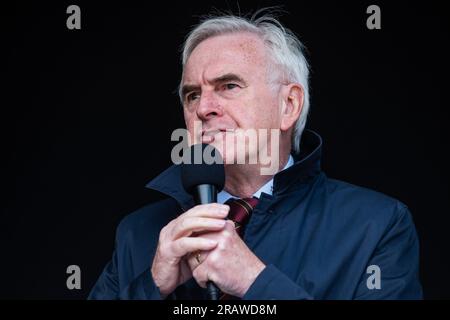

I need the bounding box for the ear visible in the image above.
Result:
[280,84,304,132]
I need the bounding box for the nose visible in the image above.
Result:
[196,91,223,121]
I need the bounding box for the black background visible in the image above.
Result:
[2,1,449,299]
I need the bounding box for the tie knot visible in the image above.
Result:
[224,197,259,236]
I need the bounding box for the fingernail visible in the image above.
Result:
[216,220,226,226]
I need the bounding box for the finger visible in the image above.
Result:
[192,264,208,289]
[167,204,229,238]
[186,251,201,271]
[185,204,230,219]
[171,217,227,239]
[224,219,236,230]
[171,237,218,258]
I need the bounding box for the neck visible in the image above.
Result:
[223,152,289,198]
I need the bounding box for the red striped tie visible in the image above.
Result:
[225,197,259,237]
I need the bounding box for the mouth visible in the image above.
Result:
[201,128,235,143]
[201,128,235,137]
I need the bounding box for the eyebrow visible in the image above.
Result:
[181,73,246,99]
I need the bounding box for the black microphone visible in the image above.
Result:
[181,143,225,300]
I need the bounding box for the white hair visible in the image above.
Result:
[179,11,310,154]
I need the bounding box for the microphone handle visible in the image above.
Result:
[195,184,221,300]
[206,281,220,300]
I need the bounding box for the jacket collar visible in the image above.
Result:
[145,129,323,209]
[273,129,322,195]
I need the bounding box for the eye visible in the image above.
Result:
[224,83,240,90]
[186,92,200,102]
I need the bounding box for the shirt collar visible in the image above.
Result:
[217,155,294,203]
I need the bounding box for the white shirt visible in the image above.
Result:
[217,155,294,203]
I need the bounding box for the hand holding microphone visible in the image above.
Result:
[181,143,226,300]
[151,144,226,300]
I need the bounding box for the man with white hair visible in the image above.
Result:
[89,12,422,300]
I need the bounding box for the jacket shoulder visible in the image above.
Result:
[324,177,412,227]
[327,178,406,206]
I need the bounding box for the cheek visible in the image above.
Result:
[183,112,199,143]
[184,109,196,129]
[238,104,279,130]
[229,97,259,129]
[247,90,280,128]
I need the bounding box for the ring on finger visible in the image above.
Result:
[195,252,202,264]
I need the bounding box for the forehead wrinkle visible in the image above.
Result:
[183,32,270,87]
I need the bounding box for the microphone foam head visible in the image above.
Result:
[181,144,225,193]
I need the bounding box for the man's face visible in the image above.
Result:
[181,32,282,165]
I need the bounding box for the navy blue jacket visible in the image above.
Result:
[88,130,422,300]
